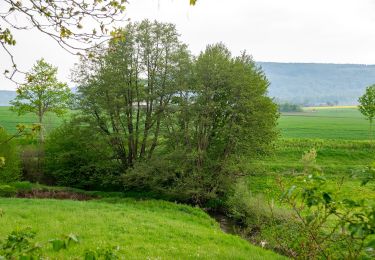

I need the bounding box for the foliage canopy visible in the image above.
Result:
[69,20,278,202]
[358,84,375,139]
[10,59,72,140]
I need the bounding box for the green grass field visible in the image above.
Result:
[1,105,370,139]
[0,198,284,259]
[279,106,370,140]
[249,138,375,201]
[0,106,65,134]
[1,105,374,258]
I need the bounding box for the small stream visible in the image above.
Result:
[206,210,239,235]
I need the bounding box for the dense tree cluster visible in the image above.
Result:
[44,20,278,203]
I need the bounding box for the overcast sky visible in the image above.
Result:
[1,0,375,90]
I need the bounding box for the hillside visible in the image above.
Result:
[2,63,375,106]
[259,62,375,105]
[0,198,284,259]
[0,90,16,106]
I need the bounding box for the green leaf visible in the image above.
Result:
[50,239,66,251]
[84,250,97,260]
[323,192,332,204]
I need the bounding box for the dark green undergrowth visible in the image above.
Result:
[228,141,375,258]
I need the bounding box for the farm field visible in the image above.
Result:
[0,106,67,134]
[250,138,375,201]
[0,198,285,259]
[279,106,369,140]
[0,105,370,140]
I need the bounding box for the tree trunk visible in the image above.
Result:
[38,113,44,143]
[370,120,373,141]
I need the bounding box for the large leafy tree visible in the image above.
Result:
[358,84,375,140]
[161,44,278,202]
[76,20,184,168]
[65,26,278,202]
[10,59,72,141]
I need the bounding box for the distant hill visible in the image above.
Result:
[0,90,16,106]
[1,63,375,106]
[0,88,76,106]
[258,62,375,105]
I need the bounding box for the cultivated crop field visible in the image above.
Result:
[279,106,369,140]
[0,107,66,134]
[250,138,375,200]
[1,106,369,139]
[247,106,375,201]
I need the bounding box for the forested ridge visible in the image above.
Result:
[259,62,375,105]
[2,62,375,106]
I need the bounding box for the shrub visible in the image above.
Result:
[277,102,303,112]
[122,150,235,205]
[0,185,17,197]
[276,149,375,259]
[10,181,33,192]
[44,118,122,191]
[225,182,294,248]
[0,228,80,259]
[0,128,21,183]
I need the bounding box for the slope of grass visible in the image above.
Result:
[0,198,285,259]
[279,107,370,140]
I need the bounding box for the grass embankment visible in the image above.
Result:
[0,198,285,259]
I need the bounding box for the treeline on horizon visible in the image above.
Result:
[260,62,375,106]
[2,63,375,107]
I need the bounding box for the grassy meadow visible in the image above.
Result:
[0,106,66,134]
[1,105,374,258]
[250,138,375,201]
[1,105,374,202]
[279,106,370,140]
[1,105,369,139]
[0,198,284,259]
[249,106,375,202]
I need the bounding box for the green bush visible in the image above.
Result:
[122,151,233,205]
[11,181,33,192]
[225,182,293,244]
[0,128,21,183]
[277,102,303,112]
[0,185,17,197]
[0,228,81,259]
[44,119,122,191]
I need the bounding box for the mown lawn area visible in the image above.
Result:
[0,198,285,259]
